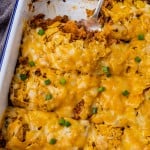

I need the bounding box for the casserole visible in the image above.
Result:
[0,0,97,121]
[0,0,150,149]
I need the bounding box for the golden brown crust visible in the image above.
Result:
[29,14,69,29]
[29,14,102,41]
[73,100,85,120]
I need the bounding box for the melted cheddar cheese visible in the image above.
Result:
[1,108,89,150]
[10,67,100,119]
[1,0,150,149]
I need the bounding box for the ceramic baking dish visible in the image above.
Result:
[0,0,97,122]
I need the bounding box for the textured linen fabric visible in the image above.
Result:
[0,0,15,52]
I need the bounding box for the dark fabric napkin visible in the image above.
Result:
[0,0,15,52]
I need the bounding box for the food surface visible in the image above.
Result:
[1,0,150,149]
[0,107,89,150]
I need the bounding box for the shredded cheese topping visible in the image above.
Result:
[0,0,150,149]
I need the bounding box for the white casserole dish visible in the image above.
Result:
[0,0,98,123]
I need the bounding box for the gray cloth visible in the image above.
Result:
[0,0,15,52]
